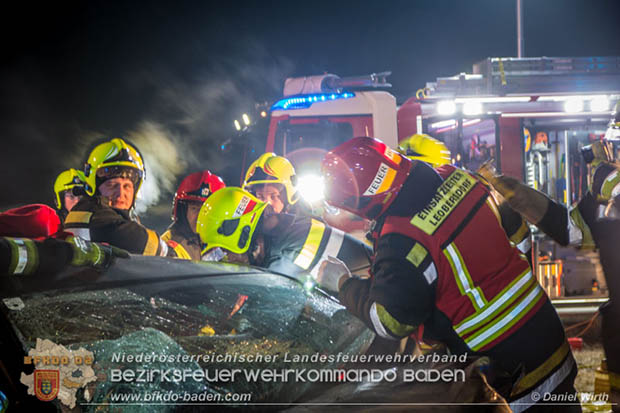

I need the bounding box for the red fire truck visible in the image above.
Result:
[262,56,620,300]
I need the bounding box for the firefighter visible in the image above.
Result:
[242,152,312,215]
[195,187,371,285]
[161,170,226,260]
[479,138,620,409]
[1,236,127,276]
[605,101,620,142]
[64,138,172,256]
[53,168,85,221]
[320,137,578,412]
[401,133,532,260]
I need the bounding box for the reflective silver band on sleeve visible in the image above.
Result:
[567,212,583,246]
[517,237,531,254]
[13,240,28,275]
[159,239,169,257]
[422,262,437,285]
[369,302,394,340]
[309,227,345,277]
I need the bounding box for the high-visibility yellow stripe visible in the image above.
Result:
[455,268,534,335]
[64,211,93,225]
[374,302,416,338]
[444,243,487,310]
[466,283,543,351]
[511,341,570,396]
[172,243,192,260]
[510,220,530,245]
[143,229,160,256]
[294,219,325,270]
[405,243,428,267]
[160,230,171,242]
[377,166,397,194]
[601,170,620,200]
[384,147,402,165]
[486,197,502,225]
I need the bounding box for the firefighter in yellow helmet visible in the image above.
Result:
[242,153,305,214]
[397,134,452,168]
[64,138,174,257]
[196,187,371,287]
[53,168,85,221]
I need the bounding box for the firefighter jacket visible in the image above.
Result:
[255,214,372,280]
[1,236,125,276]
[535,160,620,249]
[161,221,199,260]
[497,199,532,260]
[590,160,620,206]
[1,237,75,276]
[339,162,575,412]
[64,196,170,256]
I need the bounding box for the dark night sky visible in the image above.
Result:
[1,0,620,219]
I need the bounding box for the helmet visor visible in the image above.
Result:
[96,165,142,187]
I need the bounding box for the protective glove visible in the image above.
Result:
[478,161,551,224]
[316,255,352,293]
[66,236,129,270]
[477,161,518,200]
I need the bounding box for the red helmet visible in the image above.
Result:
[321,137,412,220]
[172,171,226,220]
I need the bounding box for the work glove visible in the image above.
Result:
[478,161,551,224]
[66,236,129,270]
[316,256,352,293]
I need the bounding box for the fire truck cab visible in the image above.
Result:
[266,72,399,175]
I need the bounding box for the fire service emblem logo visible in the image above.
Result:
[34,370,59,402]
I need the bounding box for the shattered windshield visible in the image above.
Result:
[5,271,374,410]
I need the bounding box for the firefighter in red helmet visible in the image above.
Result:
[162,170,225,260]
[321,137,578,412]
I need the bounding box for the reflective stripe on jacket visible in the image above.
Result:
[262,215,372,280]
[65,196,167,256]
[380,165,545,352]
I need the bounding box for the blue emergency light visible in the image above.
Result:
[271,92,355,111]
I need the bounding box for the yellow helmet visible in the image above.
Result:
[397,134,451,167]
[83,138,145,198]
[242,152,298,205]
[53,168,85,209]
[196,187,268,255]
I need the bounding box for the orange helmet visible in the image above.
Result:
[321,137,412,220]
